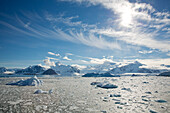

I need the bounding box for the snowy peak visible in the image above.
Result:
[109,61,160,74]
[51,62,80,76]
[0,67,7,74]
[15,65,45,75]
[82,61,117,74]
[55,61,62,66]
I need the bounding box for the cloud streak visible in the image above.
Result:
[48,52,60,57]
[61,0,170,51]
[0,0,169,52]
[0,12,121,50]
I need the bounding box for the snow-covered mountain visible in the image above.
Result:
[50,62,80,76]
[109,61,160,74]
[1,61,168,76]
[0,67,7,74]
[15,65,45,75]
[81,61,117,74]
[42,69,57,75]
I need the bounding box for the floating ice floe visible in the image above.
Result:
[34,89,53,94]
[91,81,118,89]
[6,76,43,86]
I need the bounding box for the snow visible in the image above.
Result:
[6,76,43,86]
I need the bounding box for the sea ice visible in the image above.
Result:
[6,76,43,86]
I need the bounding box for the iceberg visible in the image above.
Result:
[6,76,43,86]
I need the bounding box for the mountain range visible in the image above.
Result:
[0,61,169,76]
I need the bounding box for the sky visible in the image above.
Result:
[0,0,170,68]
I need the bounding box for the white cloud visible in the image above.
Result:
[71,64,86,70]
[66,53,73,56]
[48,52,55,55]
[45,13,82,26]
[48,52,60,57]
[63,56,72,61]
[43,57,56,66]
[46,57,58,61]
[167,53,170,56]
[63,30,121,50]
[137,58,170,69]
[1,1,169,52]
[61,0,170,51]
[88,57,114,64]
[113,58,170,69]
[139,50,153,54]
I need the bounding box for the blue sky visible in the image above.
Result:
[0,0,170,68]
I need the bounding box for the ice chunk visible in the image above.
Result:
[149,110,157,113]
[90,82,101,85]
[121,88,131,92]
[34,89,53,94]
[49,89,53,94]
[91,81,118,89]
[142,98,149,102]
[101,110,107,113]
[8,100,24,105]
[98,83,118,89]
[110,94,121,97]
[145,92,152,94]
[34,89,48,94]
[115,102,127,105]
[97,82,118,89]
[143,82,149,84]
[69,106,79,110]
[6,76,43,86]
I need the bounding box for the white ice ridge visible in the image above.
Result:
[6,76,43,86]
